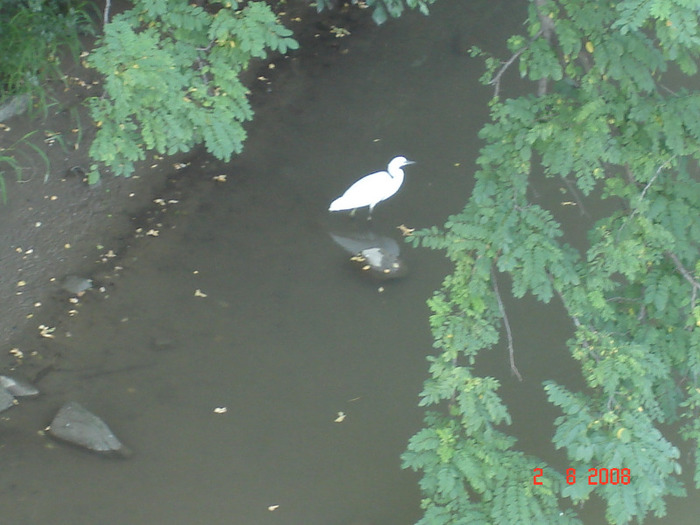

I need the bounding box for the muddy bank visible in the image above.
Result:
[0,1,370,373]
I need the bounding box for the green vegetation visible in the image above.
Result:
[1,0,434,184]
[314,0,436,25]
[0,0,92,201]
[86,0,299,179]
[402,1,700,523]
[0,0,92,111]
[86,0,434,179]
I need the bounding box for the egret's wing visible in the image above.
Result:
[330,171,392,211]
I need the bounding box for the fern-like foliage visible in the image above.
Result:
[406,1,700,523]
[86,0,298,177]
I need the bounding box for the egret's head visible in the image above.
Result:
[390,156,416,170]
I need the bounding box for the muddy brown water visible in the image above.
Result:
[2,1,699,523]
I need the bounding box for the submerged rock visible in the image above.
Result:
[350,247,408,280]
[48,401,131,458]
[61,275,93,295]
[0,375,40,397]
[0,387,16,413]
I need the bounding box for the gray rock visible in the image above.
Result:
[0,93,30,122]
[0,387,16,413]
[48,401,131,457]
[61,275,93,295]
[354,246,408,280]
[0,375,39,397]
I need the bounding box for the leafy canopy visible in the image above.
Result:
[403,1,700,523]
[86,0,298,178]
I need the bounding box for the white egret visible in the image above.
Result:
[328,156,415,219]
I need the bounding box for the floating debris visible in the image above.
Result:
[48,401,131,458]
[0,375,39,397]
[61,275,93,295]
[397,224,415,236]
[38,324,56,339]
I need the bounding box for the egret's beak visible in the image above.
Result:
[404,160,416,166]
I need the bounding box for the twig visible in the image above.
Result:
[548,273,601,362]
[639,156,674,203]
[489,40,532,98]
[559,174,590,217]
[666,251,700,313]
[491,266,522,381]
[616,156,675,241]
[103,0,111,26]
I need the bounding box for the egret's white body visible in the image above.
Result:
[329,156,415,219]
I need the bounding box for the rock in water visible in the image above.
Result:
[0,375,39,397]
[351,247,408,280]
[0,387,16,413]
[61,275,93,295]
[49,401,131,457]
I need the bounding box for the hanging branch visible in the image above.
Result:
[103,0,111,26]
[533,0,555,96]
[489,40,531,98]
[639,156,675,202]
[491,266,522,381]
[548,273,601,363]
[666,251,700,314]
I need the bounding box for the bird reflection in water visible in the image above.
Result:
[329,231,408,280]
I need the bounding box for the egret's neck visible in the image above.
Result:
[389,168,405,181]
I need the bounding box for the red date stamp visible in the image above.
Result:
[533,467,630,485]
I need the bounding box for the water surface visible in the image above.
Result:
[4,1,696,523]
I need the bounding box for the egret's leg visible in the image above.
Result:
[350,208,357,218]
[367,205,374,221]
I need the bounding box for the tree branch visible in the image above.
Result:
[533,0,555,96]
[491,266,522,381]
[639,156,675,203]
[103,0,111,26]
[548,273,601,363]
[666,251,700,314]
[489,40,532,99]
